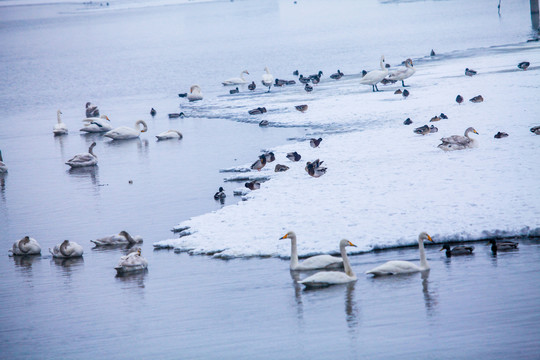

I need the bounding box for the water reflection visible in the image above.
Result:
[421,270,438,317]
[11,254,41,277]
[0,174,6,201]
[67,166,100,187]
[51,256,85,270]
[137,139,149,157]
[344,282,359,330]
[115,269,147,289]
[289,270,304,321]
[54,134,67,158]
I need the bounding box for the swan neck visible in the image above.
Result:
[289,235,299,269]
[136,120,148,133]
[57,112,62,124]
[419,238,429,269]
[124,232,136,244]
[340,243,353,276]
[60,241,73,256]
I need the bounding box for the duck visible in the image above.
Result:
[394,89,402,95]
[248,107,267,115]
[293,70,299,76]
[430,49,436,56]
[440,244,474,257]
[310,76,320,85]
[438,127,479,151]
[286,80,296,85]
[387,58,416,87]
[308,71,323,80]
[403,118,413,125]
[264,152,275,163]
[9,236,41,256]
[518,61,530,70]
[402,89,410,99]
[494,131,509,139]
[530,126,540,135]
[229,87,239,94]
[440,113,448,119]
[150,108,156,117]
[49,240,84,258]
[104,120,148,140]
[245,180,261,190]
[214,187,226,200]
[295,104,308,112]
[274,79,287,87]
[178,93,188,98]
[430,115,441,122]
[359,55,389,92]
[414,125,430,135]
[469,95,484,103]
[488,239,518,254]
[53,110,68,135]
[286,151,301,162]
[304,83,313,93]
[85,102,100,118]
[298,75,310,84]
[330,70,344,79]
[298,239,357,288]
[80,115,112,133]
[366,232,433,276]
[248,81,256,91]
[274,164,289,172]
[429,125,438,133]
[91,231,143,246]
[0,150,8,173]
[380,78,397,85]
[280,231,343,271]
[115,248,148,275]
[305,159,327,177]
[222,70,249,86]
[456,95,464,104]
[187,85,203,101]
[250,155,267,171]
[465,68,477,76]
[66,142,98,168]
[361,70,368,77]
[309,137,322,148]
[259,120,269,126]
[155,129,183,140]
[261,66,274,92]
[168,112,185,118]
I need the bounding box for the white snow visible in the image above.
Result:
[154,42,540,258]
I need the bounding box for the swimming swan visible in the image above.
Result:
[359,55,389,92]
[156,129,183,140]
[9,236,41,256]
[280,231,344,271]
[387,58,416,87]
[91,230,143,246]
[49,240,84,258]
[366,232,433,276]
[115,248,148,275]
[104,120,148,140]
[80,115,112,133]
[437,127,479,151]
[187,85,203,102]
[222,70,249,85]
[66,142,98,168]
[53,110,68,135]
[298,239,357,288]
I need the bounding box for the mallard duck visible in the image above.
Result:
[261,66,274,92]
[304,83,313,93]
[53,110,68,135]
[311,76,320,85]
[295,105,308,112]
[150,108,156,117]
[250,155,266,171]
[309,137,322,148]
[330,70,343,79]
[91,231,143,246]
[456,95,464,104]
[430,49,436,56]
[286,80,296,85]
[66,142,98,168]
[293,70,299,76]
[440,244,474,257]
[361,70,367,77]
[402,89,410,99]
[494,131,509,138]
[0,150,7,173]
[274,164,289,172]
[414,125,430,135]
[530,126,540,135]
[115,248,148,275]
[229,87,239,94]
[85,102,99,118]
[286,151,301,162]
[280,231,343,271]
[430,115,441,122]
[359,55,388,92]
[248,81,256,91]
[245,180,261,190]
[305,159,327,177]
[248,107,267,115]
[429,125,438,133]
[259,120,269,127]
[388,58,416,87]
[465,68,477,76]
[168,112,185,118]
[380,78,397,85]
[469,95,484,103]
[298,75,310,84]
[403,118,413,125]
[9,236,41,255]
[187,85,203,101]
[308,70,323,80]
[155,129,183,140]
[488,239,518,254]
[440,113,448,119]
[178,93,188,98]
[518,61,530,70]
[214,187,226,200]
[394,89,402,95]
[50,240,84,258]
[264,152,275,163]
[438,127,479,151]
[274,79,287,87]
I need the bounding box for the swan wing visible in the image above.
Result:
[366,260,421,276]
[296,255,343,270]
[299,271,356,287]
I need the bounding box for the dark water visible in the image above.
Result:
[1,0,539,358]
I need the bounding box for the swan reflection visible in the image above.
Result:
[67,165,100,187]
[115,268,147,289]
[421,270,438,316]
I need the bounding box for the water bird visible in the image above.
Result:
[150,108,156,117]
[295,104,308,112]
[465,68,477,76]
[388,58,416,87]
[403,118,413,125]
[430,125,438,133]
[250,155,266,171]
[104,120,148,140]
[304,83,313,93]
[66,142,98,168]
[214,187,226,200]
[359,55,389,92]
[440,244,475,257]
[456,95,464,104]
[394,89,402,94]
[53,110,68,135]
[469,95,484,103]
[80,115,112,133]
[311,76,320,85]
[298,239,357,288]
[430,49,436,56]
[530,126,540,135]
[249,107,267,115]
[298,75,310,84]
[280,231,344,271]
[245,180,261,190]
[305,159,327,177]
[286,151,301,161]
[330,70,344,79]
[9,236,41,256]
[494,131,508,138]
[91,231,143,246]
[264,152,275,163]
[366,232,433,276]
[248,81,256,91]
[229,87,239,94]
[438,127,479,151]
[274,164,289,172]
[187,85,203,101]
[0,150,7,173]
[286,80,296,85]
[402,89,410,99]
[261,66,274,92]
[414,125,430,135]
[222,70,249,85]
[308,70,323,80]
[488,239,518,254]
[361,70,367,77]
[178,93,188,98]
[380,78,397,85]
[430,115,441,122]
[168,112,185,118]
[293,70,299,76]
[156,129,183,140]
[49,240,84,258]
[274,79,287,87]
[85,102,100,118]
[517,61,530,70]
[309,137,322,148]
[259,120,269,126]
[440,113,448,119]
[115,248,148,275]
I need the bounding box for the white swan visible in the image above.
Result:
[91,230,143,246]
[280,231,344,270]
[115,248,148,275]
[222,70,249,86]
[261,66,274,91]
[359,55,389,92]
[9,236,41,256]
[49,240,84,258]
[437,127,479,151]
[187,85,203,102]
[104,120,148,140]
[0,150,7,173]
[387,58,416,87]
[66,142,98,168]
[156,129,183,140]
[53,110,68,135]
[366,232,433,276]
[298,239,357,288]
[80,115,112,133]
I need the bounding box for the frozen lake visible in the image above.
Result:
[1,0,539,358]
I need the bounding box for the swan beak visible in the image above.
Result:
[279,234,288,240]
[427,235,433,242]
[141,129,147,133]
[474,130,479,134]
[348,241,357,247]
[439,248,444,251]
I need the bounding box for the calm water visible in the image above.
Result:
[1,0,539,358]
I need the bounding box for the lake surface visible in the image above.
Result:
[1,0,539,358]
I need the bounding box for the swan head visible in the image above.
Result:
[190,85,201,93]
[57,109,62,115]
[21,236,30,245]
[419,232,433,243]
[280,231,296,240]
[465,127,479,136]
[340,239,357,248]
[243,70,249,75]
[100,115,110,121]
